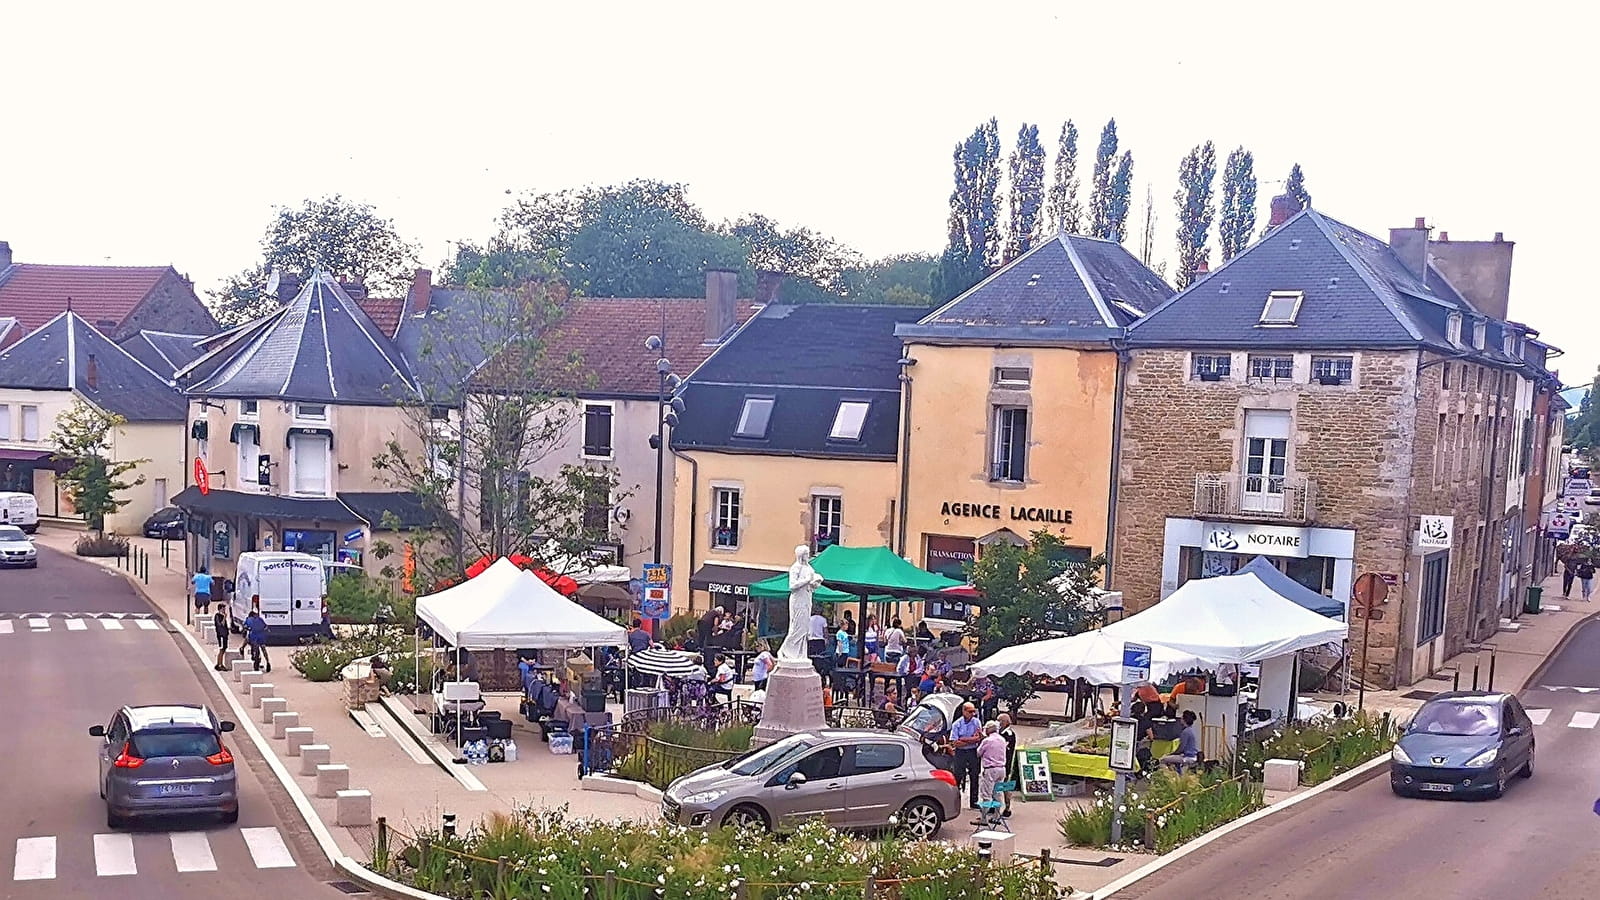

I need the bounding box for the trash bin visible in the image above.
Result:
[1525,585,1543,615]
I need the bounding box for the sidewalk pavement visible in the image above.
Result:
[41,528,1593,896]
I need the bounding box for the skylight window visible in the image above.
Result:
[734,396,775,439]
[829,401,871,442]
[1259,291,1304,325]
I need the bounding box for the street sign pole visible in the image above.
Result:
[1353,573,1389,711]
[1111,642,1152,844]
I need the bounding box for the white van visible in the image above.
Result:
[0,493,39,533]
[233,551,331,642]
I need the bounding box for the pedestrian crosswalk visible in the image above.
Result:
[1523,706,1600,729]
[10,827,296,880]
[0,613,164,635]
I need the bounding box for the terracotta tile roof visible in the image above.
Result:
[0,264,169,343]
[550,297,758,395]
[357,296,405,338]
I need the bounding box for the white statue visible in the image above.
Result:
[780,544,824,662]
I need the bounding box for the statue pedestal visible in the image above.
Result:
[753,659,826,747]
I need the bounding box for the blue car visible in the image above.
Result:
[1390,691,1534,799]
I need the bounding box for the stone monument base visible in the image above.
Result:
[752,659,826,747]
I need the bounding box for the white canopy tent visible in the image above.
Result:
[417,557,626,649]
[1099,570,1347,663]
[972,629,1215,684]
[538,542,631,585]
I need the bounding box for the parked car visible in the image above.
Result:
[90,704,238,828]
[0,525,37,568]
[1586,488,1600,506]
[1390,691,1534,799]
[143,506,187,540]
[661,729,960,838]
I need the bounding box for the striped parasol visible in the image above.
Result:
[625,648,705,677]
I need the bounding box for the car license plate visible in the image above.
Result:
[1418,783,1453,793]
[159,783,196,796]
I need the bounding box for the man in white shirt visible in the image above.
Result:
[808,610,828,657]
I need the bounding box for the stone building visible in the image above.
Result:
[1113,202,1558,687]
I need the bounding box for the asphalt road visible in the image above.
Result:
[1119,616,1600,900]
[0,544,344,897]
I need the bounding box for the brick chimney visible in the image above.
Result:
[705,268,738,342]
[86,353,98,389]
[1388,217,1431,280]
[0,241,11,269]
[1268,195,1298,228]
[1192,258,1210,281]
[407,268,433,314]
[755,270,784,304]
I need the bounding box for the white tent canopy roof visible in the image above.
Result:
[972,629,1215,684]
[417,557,626,649]
[538,542,631,585]
[1101,570,1347,663]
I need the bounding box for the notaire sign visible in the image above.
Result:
[939,501,1073,524]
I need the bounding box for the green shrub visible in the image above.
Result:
[613,719,755,789]
[75,533,129,557]
[1239,711,1397,786]
[1059,769,1263,852]
[384,652,437,695]
[290,630,410,682]
[327,575,414,627]
[658,612,698,646]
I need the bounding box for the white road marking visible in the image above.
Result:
[0,620,12,634]
[93,833,137,876]
[1569,711,1600,729]
[100,619,124,630]
[135,619,160,630]
[13,836,56,880]
[65,618,88,631]
[169,832,218,873]
[1527,708,1551,725]
[28,618,48,630]
[240,827,296,869]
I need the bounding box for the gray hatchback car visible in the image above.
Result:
[90,705,239,828]
[662,729,960,839]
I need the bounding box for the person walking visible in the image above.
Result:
[1578,558,1596,601]
[1561,553,1577,599]
[212,606,231,671]
[243,603,271,673]
[977,721,1008,817]
[751,640,773,691]
[191,567,214,616]
[997,712,1019,816]
[949,702,983,809]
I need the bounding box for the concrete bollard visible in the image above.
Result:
[200,621,216,643]
[260,697,289,724]
[272,712,301,739]
[240,671,266,693]
[231,659,253,681]
[316,764,351,798]
[285,727,315,756]
[1263,759,1301,793]
[335,789,373,827]
[970,829,1015,863]
[300,744,333,775]
[249,683,276,708]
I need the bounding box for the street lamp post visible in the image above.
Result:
[644,336,685,565]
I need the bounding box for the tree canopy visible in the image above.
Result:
[1218,147,1258,261]
[51,401,146,535]
[933,119,1002,302]
[1173,141,1218,289]
[1004,123,1046,262]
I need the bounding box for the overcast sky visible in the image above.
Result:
[3,2,1595,382]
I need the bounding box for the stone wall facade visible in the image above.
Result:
[115,269,219,340]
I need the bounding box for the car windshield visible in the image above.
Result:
[724,737,814,776]
[130,729,220,758]
[1410,701,1500,736]
[0,526,26,541]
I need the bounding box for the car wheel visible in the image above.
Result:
[720,804,769,833]
[1520,746,1534,779]
[897,798,943,841]
[222,807,239,825]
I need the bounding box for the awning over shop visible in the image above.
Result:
[285,426,334,449]
[810,545,970,599]
[1234,556,1344,618]
[337,491,437,530]
[0,448,53,461]
[689,563,783,596]
[171,485,358,523]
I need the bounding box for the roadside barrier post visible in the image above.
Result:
[495,855,507,897]
[375,817,388,868]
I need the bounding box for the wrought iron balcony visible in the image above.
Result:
[1193,473,1317,523]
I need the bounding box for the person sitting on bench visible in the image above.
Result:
[709,654,735,700]
[1159,710,1201,772]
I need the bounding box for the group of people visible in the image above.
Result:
[1558,544,1597,601]
[194,570,271,673]
[947,701,1020,814]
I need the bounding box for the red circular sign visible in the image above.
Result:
[194,457,210,496]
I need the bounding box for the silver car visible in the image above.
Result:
[90,704,239,828]
[0,525,37,568]
[661,729,960,839]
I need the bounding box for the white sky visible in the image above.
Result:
[2,1,1596,381]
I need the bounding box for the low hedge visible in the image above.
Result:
[289,630,412,682]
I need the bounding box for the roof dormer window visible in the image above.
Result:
[828,400,871,442]
[1503,333,1518,356]
[1446,313,1463,346]
[1472,321,1486,350]
[1259,291,1304,326]
[734,396,775,439]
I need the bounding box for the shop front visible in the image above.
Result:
[1160,518,1355,612]
[687,563,784,636]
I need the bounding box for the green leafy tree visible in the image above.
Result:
[1047,120,1082,234]
[722,213,863,296]
[1107,151,1135,243]
[1173,141,1219,289]
[838,253,937,306]
[1218,147,1258,261]
[1004,123,1047,262]
[1284,163,1311,210]
[1088,118,1120,240]
[966,531,1106,710]
[1568,369,1600,450]
[933,119,1002,301]
[50,401,147,535]
[209,195,419,326]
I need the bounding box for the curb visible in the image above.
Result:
[1521,607,1600,691]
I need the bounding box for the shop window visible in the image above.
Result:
[582,404,614,458]
[812,495,842,551]
[290,433,331,496]
[1247,355,1293,380]
[1418,552,1449,642]
[991,407,1028,482]
[20,405,40,442]
[1192,354,1231,380]
[712,487,742,549]
[828,401,870,442]
[1259,291,1304,325]
[734,397,774,439]
[0,403,9,440]
[1311,356,1353,384]
[993,367,1031,388]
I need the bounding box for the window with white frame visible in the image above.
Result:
[240,399,259,419]
[1242,409,1290,512]
[1446,313,1463,345]
[290,433,331,496]
[993,366,1031,387]
[238,426,261,485]
[20,405,40,442]
[812,495,842,551]
[734,397,775,439]
[1472,321,1485,349]
[1192,354,1231,379]
[1247,354,1293,380]
[991,407,1028,482]
[0,403,9,440]
[294,403,327,421]
[1259,291,1304,325]
[1311,355,1354,383]
[582,404,614,458]
[828,401,871,442]
[712,487,742,549]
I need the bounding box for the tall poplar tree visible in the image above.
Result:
[1218,147,1258,261]
[1284,163,1312,210]
[1004,123,1047,262]
[1088,118,1119,240]
[1047,120,1082,234]
[1107,151,1135,243]
[1137,186,1158,266]
[934,119,1002,301]
[1173,141,1218,289]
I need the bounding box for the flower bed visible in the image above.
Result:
[377,808,1068,900]
[1059,769,1263,853]
[612,719,755,790]
[289,630,411,682]
[1240,711,1397,785]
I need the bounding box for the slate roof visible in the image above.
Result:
[898,234,1173,343]
[1129,209,1513,360]
[118,330,209,378]
[672,304,928,460]
[181,272,418,405]
[0,264,170,345]
[0,312,186,421]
